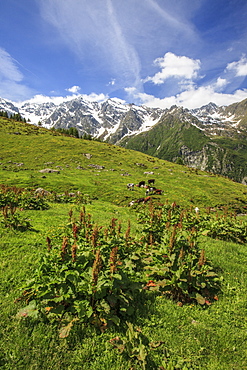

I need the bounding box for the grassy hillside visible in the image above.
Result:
[1,118,247,369]
[1,117,246,211]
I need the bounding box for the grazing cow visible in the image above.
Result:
[137,180,145,187]
[135,197,145,203]
[128,200,135,206]
[145,187,156,196]
[143,196,151,203]
[129,196,151,206]
[127,183,135,190]
[129,197,145,206]
[154,189,163,195]
[148,179,155,185]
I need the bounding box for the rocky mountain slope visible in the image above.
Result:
[122,102,247,184]
[1,96,247,183]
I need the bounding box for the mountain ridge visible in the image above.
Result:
[1,96,247,183]
[1,96,247,142]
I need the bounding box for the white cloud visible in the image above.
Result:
[81,92,108,102]
[125,85,247,110]
[226,55,247,77]
[108,79,116,86]
[18,94,71,106]
[145,52,201,85]
[66,85,81,94]
[19,92,108,106]
[214,77,228,90]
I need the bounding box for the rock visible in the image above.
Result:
[34,187,51,195]
[83,153,92,159]
[135,162,147,168]
[39,168,60,174]
[242,177,247,185]
[76,166,86,170]
[88,164,105,170]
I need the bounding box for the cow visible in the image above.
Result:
[137,180,145,187]
[148,179,155,185]
[129,197,145,206]
[143,196,151,203]
[135,197,145,204]
[127,183,135,190]
[154,189,163,195]
[129,196,151,206]
[145,187,156,196]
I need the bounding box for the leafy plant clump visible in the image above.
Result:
[137,202,221,304]
[18,208,141,333]
[200,208,247,244]
[0,205,32,231]
[0,185,49,210]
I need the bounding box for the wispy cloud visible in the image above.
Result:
[38,0,141,89]
[37,0,203,93]
[146,0,198,40]
[0,48,33,101]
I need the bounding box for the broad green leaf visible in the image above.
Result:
[195,293,206,305]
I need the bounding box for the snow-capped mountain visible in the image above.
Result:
[18,101,57,124]
[1,96,165,143]
[190,99,247,136]
[45,96,166,143]
[0,97,19,116]
[0,95,247,143]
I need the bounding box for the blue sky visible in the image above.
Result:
[0,0,247,108]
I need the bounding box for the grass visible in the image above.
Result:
[1,118,247,369]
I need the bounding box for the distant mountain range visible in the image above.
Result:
[1,96,247,184]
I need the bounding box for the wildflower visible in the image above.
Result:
[72,223,79,240]
[198,249,206,267]
[92,249,102,286]
[61,237,68,260]
[46,236,52,251]
[169,226,177,251]
[92,225,99,252]
[125,220,131,243]
[109,246,119,275]
[68,209,73,221]
[71,243,77,262]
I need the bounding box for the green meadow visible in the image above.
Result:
[1,118,247,369]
